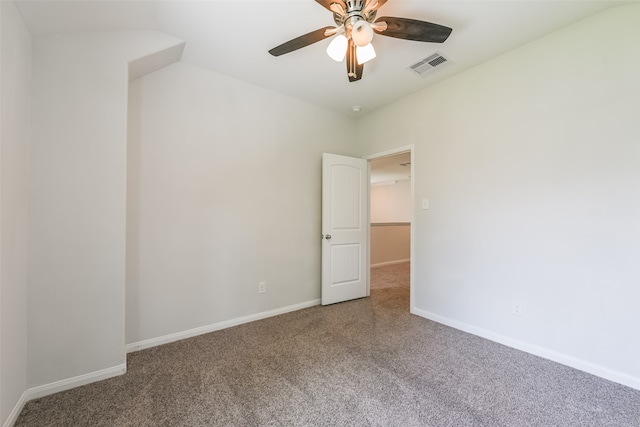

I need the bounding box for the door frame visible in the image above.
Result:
[363,145,415,311]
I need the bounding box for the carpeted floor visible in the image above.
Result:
[16,262,640,426]
[370,261,410,290]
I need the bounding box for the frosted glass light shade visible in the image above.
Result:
[356,43,376,64]
[326,35,348,62]
[352,21,374,47]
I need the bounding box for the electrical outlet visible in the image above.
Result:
[258,281,266,294]
[512,302,522,316]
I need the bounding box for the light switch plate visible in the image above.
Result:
[421,198,429,210]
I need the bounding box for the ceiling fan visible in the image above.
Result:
[268,0,452,82]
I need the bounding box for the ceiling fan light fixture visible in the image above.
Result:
[326,34,348,62]
[356,43,376,64]
[351,20,374,47]
[268,1,453,83]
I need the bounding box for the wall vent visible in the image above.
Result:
[409,52,451,76]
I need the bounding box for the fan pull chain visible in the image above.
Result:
[348,41,357,78]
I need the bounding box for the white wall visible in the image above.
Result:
[28,30,183,390]
[371,179,411,223]
[126,62,358,346]
[355,5,640,389]
[0,1,31,425]
[371,180,411,265]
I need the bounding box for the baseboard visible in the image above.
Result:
[25,363,127,402]
[3,391,28,427]
[371,259,410,268]
[126,299,321,353]
[411,307,640,391]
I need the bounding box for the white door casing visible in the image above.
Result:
[321,153,368,305]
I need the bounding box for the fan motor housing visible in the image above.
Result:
[333,0,377,26]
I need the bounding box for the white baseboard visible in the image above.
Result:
[3,391,28,427]
[26,363,127,402]
[126,299,321,353]
[4,299,320,425]
[3,364,126,427]
[411,307,640,391]
[371,259,410,268]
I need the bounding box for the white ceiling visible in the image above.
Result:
[371,151,411,184]
[15,0,637,116]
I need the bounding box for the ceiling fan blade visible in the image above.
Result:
[329,2,346,17]
[362,0,388,15]
[268,26,336,56]
[376,0,388,9]
[375,17,452,43]
[371,21,388,32]
[349,66,363,82]
[346,39,364,82]
[315,0,346,12]
[324,24,344,37]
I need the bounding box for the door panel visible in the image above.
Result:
[330,244,361,284]
[322,153,368,305]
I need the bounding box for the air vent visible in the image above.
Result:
[409,52,451,76]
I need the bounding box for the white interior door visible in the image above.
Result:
[322,153,368,305]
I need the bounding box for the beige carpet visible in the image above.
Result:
[370,261,410,290]
[16,269,640,426]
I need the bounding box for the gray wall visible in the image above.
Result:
[1,1,31,424]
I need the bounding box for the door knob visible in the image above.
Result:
[325,234,332,240]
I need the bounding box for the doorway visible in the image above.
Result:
[367,148,413,310]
